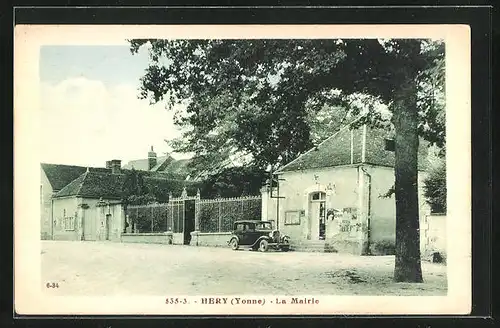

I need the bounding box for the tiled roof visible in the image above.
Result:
[133,168,185,181]
[163,159,191,176]
[149,156,173,171]
[122,155,191,179]
[53,169,196,200]
[277,124,428,173]
[40,163,108,191]
[122,156,171,171]
[53,170,123,199]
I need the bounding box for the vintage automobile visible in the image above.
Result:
[227,220,291,252]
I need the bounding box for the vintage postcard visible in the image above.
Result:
[14,24,471,316]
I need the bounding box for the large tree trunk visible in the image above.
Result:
[393,76,423,283]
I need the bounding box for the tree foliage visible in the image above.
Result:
[423,156,447,214]
[130,38,445,283]
[121,168,156,206]
[197,166,267,198]
[130,39,444,173]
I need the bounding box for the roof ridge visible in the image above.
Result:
[150,156,171,171]
[41,163,107,171]
[41,163,86,168]
[126,154,172,162]
[53,171,88,197]
[75,170,90,196]
[276,114,365,174]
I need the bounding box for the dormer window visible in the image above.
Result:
[384,138,395,152]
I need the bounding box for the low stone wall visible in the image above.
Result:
[41,232,52,240]
[421,214,447,263]
[172,233,184,245]
[121,232,173,245]
[326,239,363,255]
[52,231,80,241]
[190,231,232,248]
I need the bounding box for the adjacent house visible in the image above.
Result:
[48,160,126,241]
[41,158,194,241]
[262,120,431,255]
[40,163,100,239]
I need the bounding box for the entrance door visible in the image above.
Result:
[83,212,96,241]
[309,203,321,240]
[319,202,326,240]
[183,200,195,245]
[309,192,326,240]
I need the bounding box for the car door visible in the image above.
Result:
[237,223,250,245]
[245,222,261,246]
[234,223,246,245]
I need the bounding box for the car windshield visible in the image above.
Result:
[255,222,273,230]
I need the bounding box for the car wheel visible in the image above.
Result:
[230,238,239,250]
[259,239,269,252]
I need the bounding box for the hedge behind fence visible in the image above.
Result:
[126,196,261,234]
[199,196,261,233]
[199,202,219,233]
[127,203,179,233]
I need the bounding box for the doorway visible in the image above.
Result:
[183,200,195,245]
[83,211,96,241]
[309,192,326,240]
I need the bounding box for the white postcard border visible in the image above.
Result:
[14,24,471,315]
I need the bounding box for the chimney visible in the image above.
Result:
[110,159,121,174]
[105,161,112,169]
[148,146,157,170]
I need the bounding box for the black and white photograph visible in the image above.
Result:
[14,23,471,315]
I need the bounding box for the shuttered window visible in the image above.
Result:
[64,216,75,231]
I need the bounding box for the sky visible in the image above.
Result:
[39,45,187,168]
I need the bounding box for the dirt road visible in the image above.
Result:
[41,241,447,296]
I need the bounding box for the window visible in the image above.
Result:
[284,211,301,225]
[64,216,75,231]
[384,138,395,151]
[255,221,273,230]
[244,223,255,231]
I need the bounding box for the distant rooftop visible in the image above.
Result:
[122,153,192,180]
[51,168,196,200]
[41,162,195,200]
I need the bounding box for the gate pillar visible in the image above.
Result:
[194,189,201,231]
